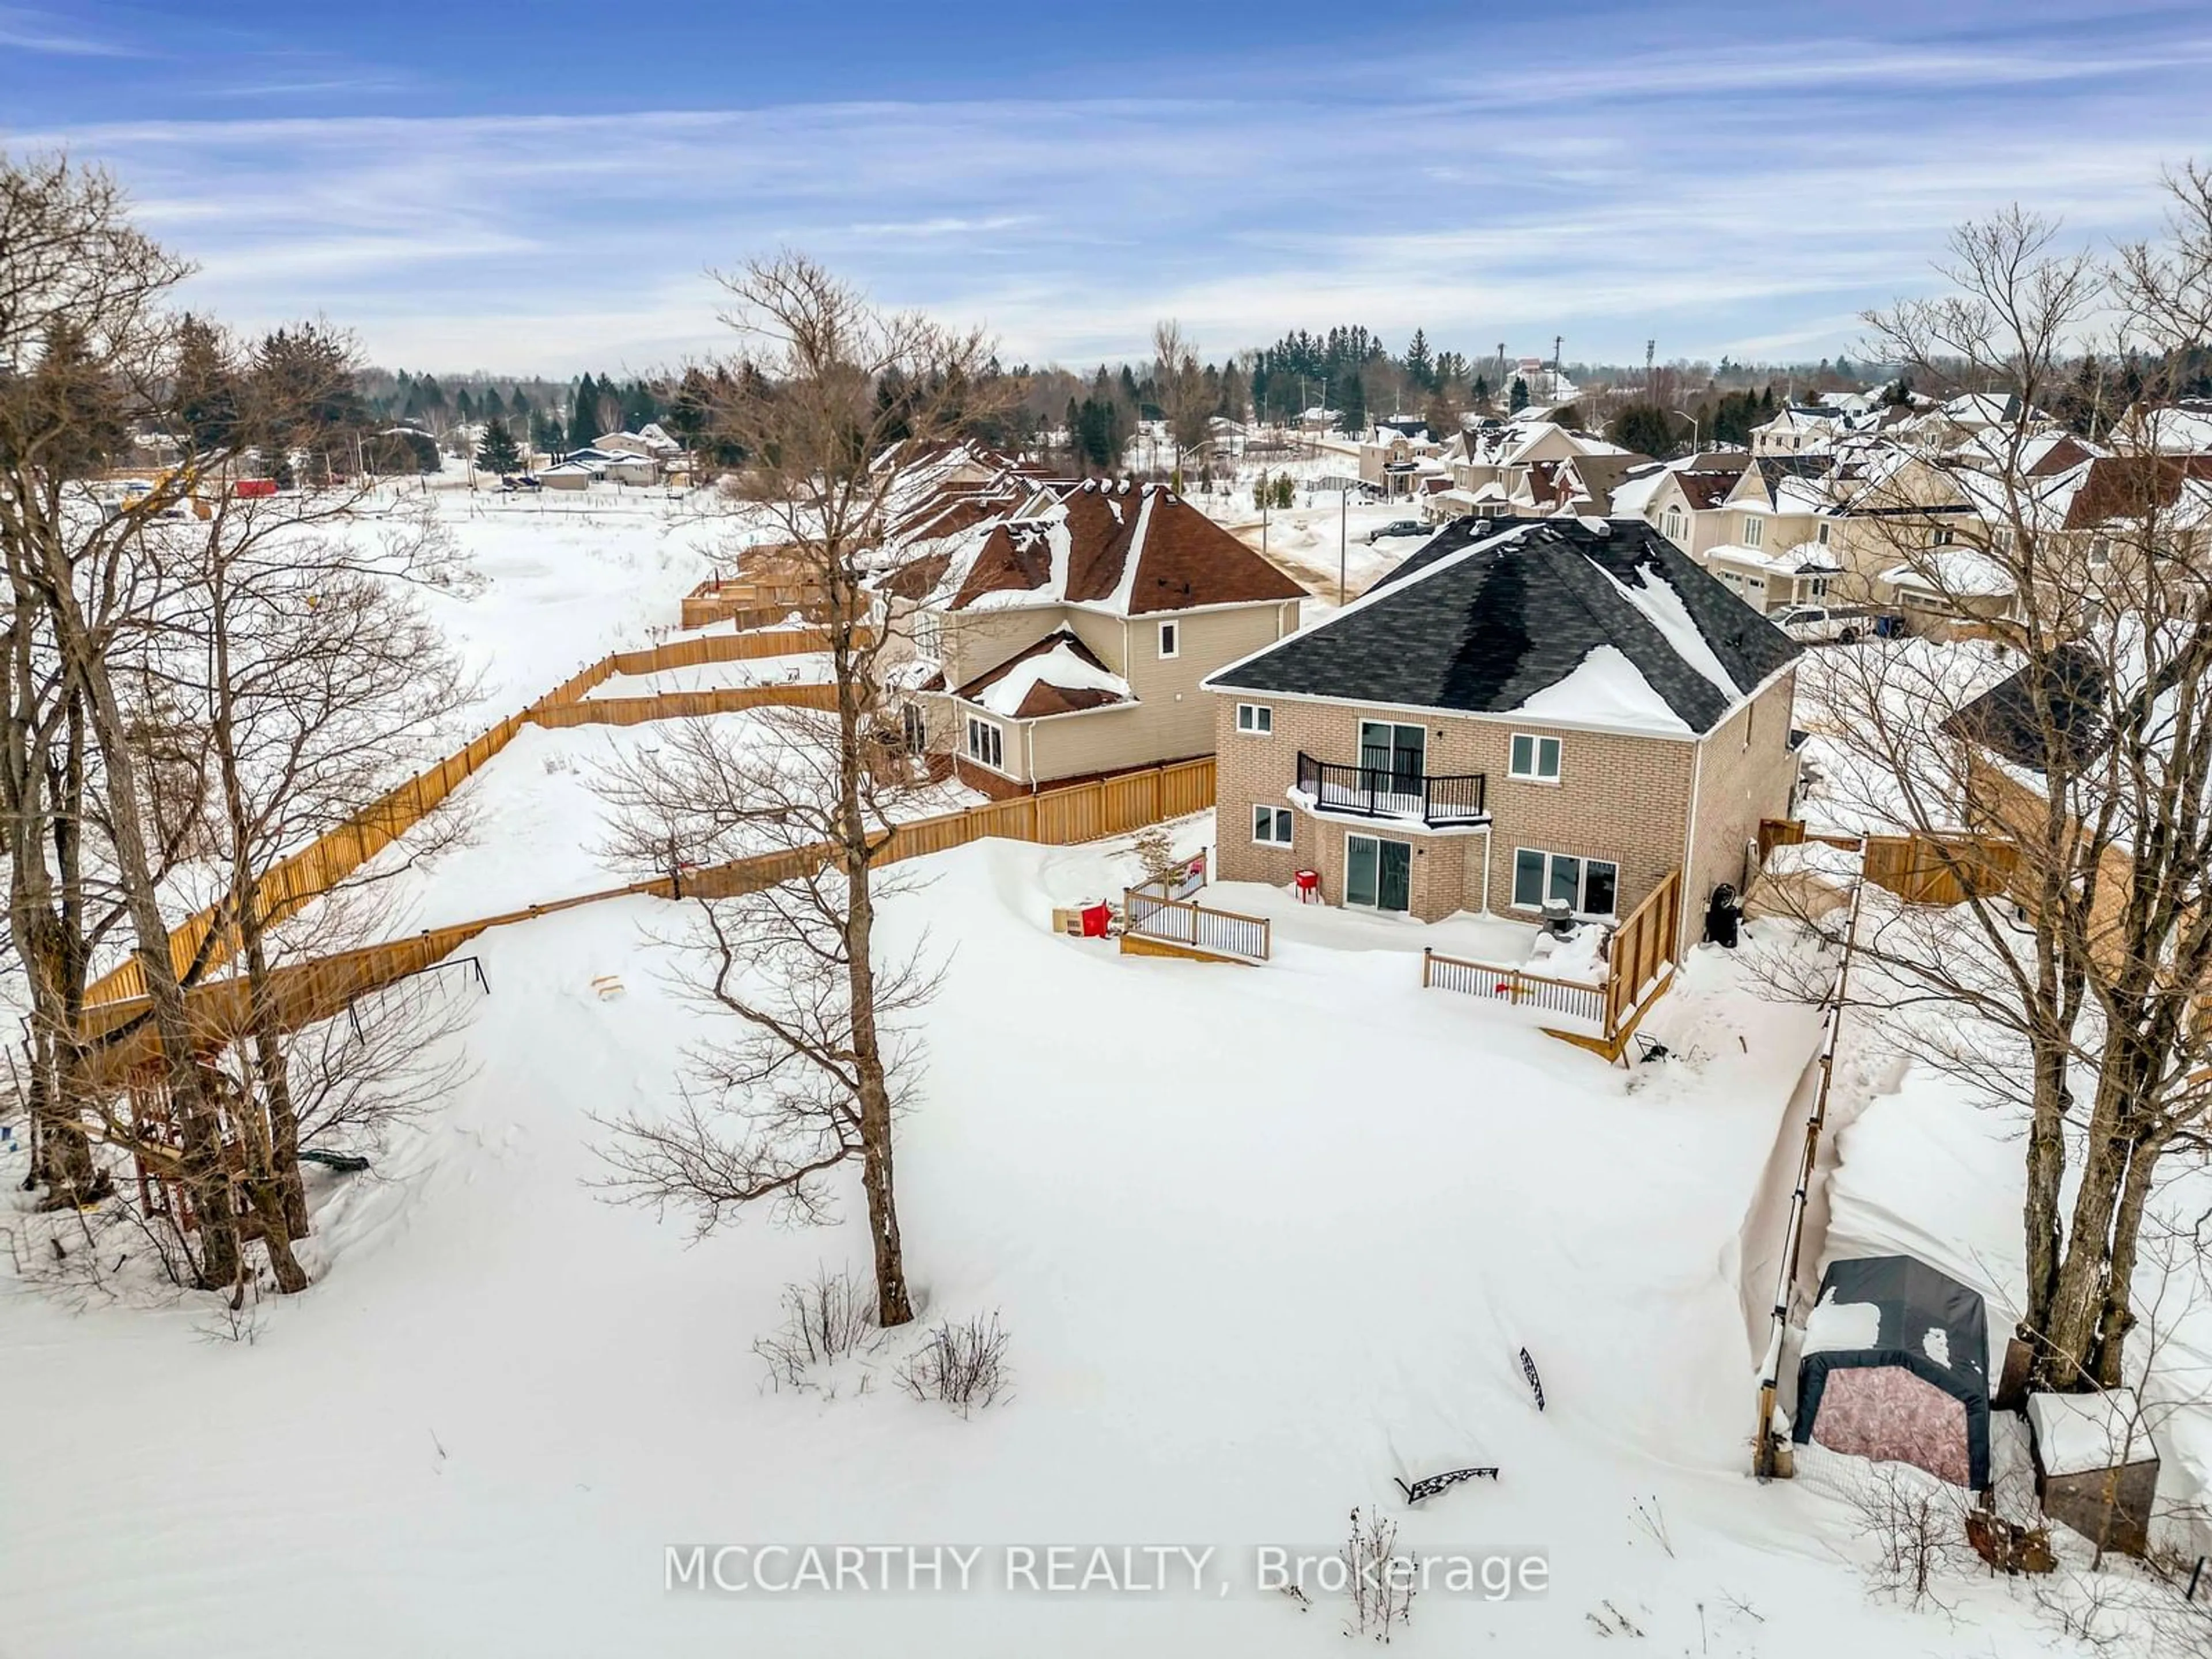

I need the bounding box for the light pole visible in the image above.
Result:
[1669,408,1702,458]
[1339,486,1349,608]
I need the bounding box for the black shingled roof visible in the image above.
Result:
[1206,517,1801,736]
[1942,645,2107,775]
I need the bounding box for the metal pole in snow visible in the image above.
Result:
[1340,488,1348,608]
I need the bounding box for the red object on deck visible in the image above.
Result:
[1294,869,1321,902]
[1080,901,1112,938]
[232,478,279,498]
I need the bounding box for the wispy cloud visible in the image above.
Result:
[9,5,2209,371]
[0,4,144,56]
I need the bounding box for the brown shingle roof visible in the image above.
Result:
[953,629,1132,719]
[937,480,1303,617]
[2063,454,2212,528]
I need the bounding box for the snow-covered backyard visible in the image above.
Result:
[4,790,2109,1657]
[1,494,2190,1659]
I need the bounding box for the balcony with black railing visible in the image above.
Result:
[1294,751,1488,827]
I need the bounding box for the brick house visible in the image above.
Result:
[878,477,1306,796]
[1203,517,1804,950]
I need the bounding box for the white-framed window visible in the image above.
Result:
[964,715,1004,771]
[1816,521,1831,546]
[2089,535,2111,567]
[1808,576,1830,599]
[1931,524,1955,546]
[1510,848,1619,916]
[1157,620,1179,659]
[1662,504,1684,541]
[1741,514,1765,548]
[912,609,944,659]
[1508,732,1562,782]
[1252,804,1293,844]
[1236,702,1273,735]
[901,702,929,755]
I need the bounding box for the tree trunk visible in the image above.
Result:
[833,559,912,1329]
[2039,1051,2144,1387]
[2087,1131,2158,1388]
[74,643,241,1287]
[2021,1037,2070,1348]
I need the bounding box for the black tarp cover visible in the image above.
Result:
[1791,1253,1993,1488]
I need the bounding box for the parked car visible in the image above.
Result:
[1771,604,1874,644]
[1366,519,1429,543]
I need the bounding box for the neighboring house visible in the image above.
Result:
[1205,517,1803,950]
[879,479,1306,797]
[1358,424,1445,498]
[1441,417,1629,511]
[1638,453,1756,557]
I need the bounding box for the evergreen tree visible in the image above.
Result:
[454,387,476,426]
[529,409,565,454]
[1605,403,1678,459]
[1472,373,1491,407]
[173,314,240,453]
[569,374,597,448]
[476,418,523,474]
[1404,328,1434,393]
[483,386,507,421]
[1509,376,1529,413]
[1335,366,1368,434]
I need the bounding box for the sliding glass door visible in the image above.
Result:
[1346,834,1412,912]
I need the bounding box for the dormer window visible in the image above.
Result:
[1742,514,1765,548]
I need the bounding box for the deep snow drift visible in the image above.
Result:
[3,808,2094,1658]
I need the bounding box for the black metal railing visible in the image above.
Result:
[1296,752,1488,825]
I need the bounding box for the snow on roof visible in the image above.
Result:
[1880,549,2016,597]
[1510,643,1691,736]
[1594,558,1745,705]
[899,479,1301,620]
[2029,1389,2154,1476]
[1208,517,1800,738]
[956,630,1134,720]
[1707,541,1840,576]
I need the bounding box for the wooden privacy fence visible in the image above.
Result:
[81,626,848,1008]
[531,683,840,729]
[1756,818,2018,908]
[1420,868,1681,1063]
[78,755,1225,1066]
[1122,880,1271,963]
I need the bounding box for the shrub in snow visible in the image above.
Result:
[1830,1460,1975,1612]
[1128,825,1183,890]
[1340,1506,1415,1642]
[753,1266,884,1391]
[897,1312,1012,1416]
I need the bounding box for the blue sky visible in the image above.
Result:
[5,1,2209,376]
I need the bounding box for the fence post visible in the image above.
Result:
[1422,945,1432,987]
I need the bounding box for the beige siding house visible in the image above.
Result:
[1205,517,1804,952]
[878,476,1305,794]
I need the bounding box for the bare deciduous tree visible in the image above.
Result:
[1784,164,2212,1389]
[590,254,997,1327]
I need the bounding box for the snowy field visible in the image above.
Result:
[373,483,762,711]
[2,809,2101,1658]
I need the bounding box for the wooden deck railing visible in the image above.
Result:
[1421,868,1683,1062]
[1421,949,1605,1025]
[1123,881,1271,962]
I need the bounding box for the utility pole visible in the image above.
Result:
[1645,339,1656,397]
